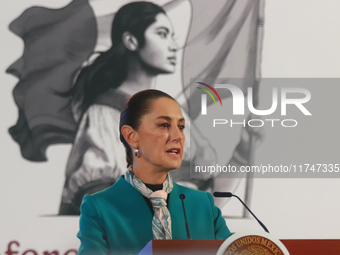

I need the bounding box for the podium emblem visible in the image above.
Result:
[217,231,290,255]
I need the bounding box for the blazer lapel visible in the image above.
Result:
[113,177,154,236]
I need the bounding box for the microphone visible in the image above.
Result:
[213,192,269,233]
[179,194,192,239]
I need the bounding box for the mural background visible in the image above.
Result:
[1,0,340,253]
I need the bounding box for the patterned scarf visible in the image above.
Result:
[124,169,173,240]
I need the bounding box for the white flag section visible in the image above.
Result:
[1,0,340,254]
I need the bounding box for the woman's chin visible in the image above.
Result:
[161,161,182,171]
[169,161,183,170]
[157,65,176,74]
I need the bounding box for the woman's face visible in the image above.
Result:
[138,13,178,74]
[136,97,185,172]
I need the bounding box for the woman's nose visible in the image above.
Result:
[170,126,184,143]
[169,38,179,52]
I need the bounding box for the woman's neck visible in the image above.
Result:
[131,164,168,185]
[118,56,158,95]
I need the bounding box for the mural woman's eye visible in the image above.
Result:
[158,31,167,38]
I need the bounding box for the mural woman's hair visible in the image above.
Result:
[72,2,165,116]
[119,89,175,168]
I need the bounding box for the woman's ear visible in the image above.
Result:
[122,32,138,51]
[121,125,138,148]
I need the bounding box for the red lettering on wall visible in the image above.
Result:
[64,249,77,255]
[5,241,20,255]
[43,251,59,255]
[22,250,38,255]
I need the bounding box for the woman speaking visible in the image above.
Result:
[77,89,232,254]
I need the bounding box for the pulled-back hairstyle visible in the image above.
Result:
[71,2,165,116]
[119,89,175,167]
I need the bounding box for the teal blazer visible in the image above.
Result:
[78,176,232,255]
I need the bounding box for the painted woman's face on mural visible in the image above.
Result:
[138,13,178,74]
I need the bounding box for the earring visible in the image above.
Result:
[134,148,139,157]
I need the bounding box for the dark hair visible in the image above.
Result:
[119,89,175,167]
[72,2,165,116]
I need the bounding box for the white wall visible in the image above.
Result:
[254,0,340,239]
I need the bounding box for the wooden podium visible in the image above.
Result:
[281,239,340,255]
[138,239,340,255]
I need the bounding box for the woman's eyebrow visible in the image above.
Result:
[156,116,185,122]
[156,116,171,121]
[156,27,170,33]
